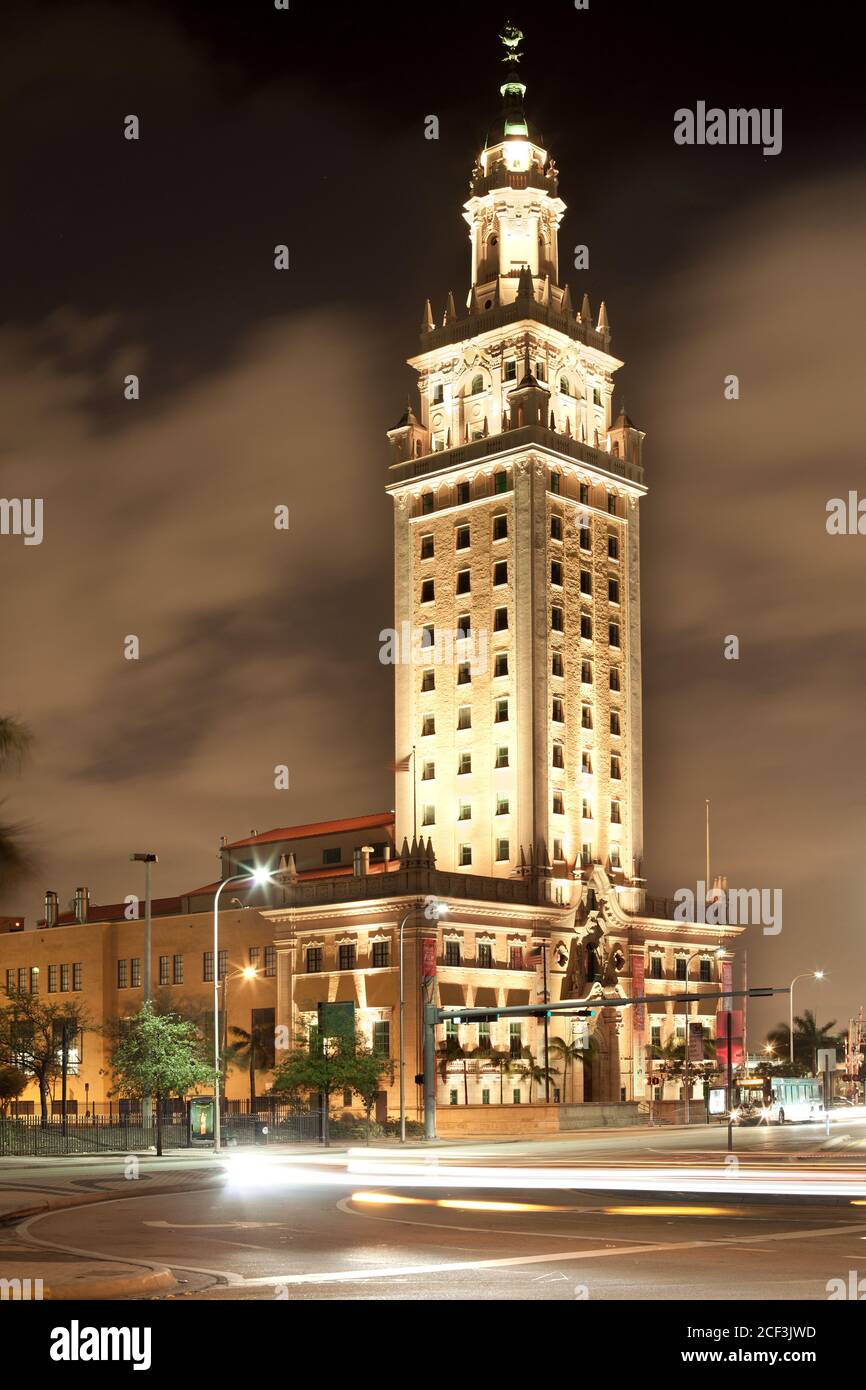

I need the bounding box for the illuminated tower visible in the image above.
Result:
[387,26,646,898]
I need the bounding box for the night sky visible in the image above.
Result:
[0,0,863,1037]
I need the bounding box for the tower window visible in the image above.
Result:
[580,570,592,595]
[459,845,472,867]
[504,360,517,381]
[581,706,593,729]
[608,578,620,604]
[470,374,484,395]
[582,799,593,820]
[494,471,509,494]
[579,526,591,551]
[580,613,593,639]
[458,801,471,821]
[458,752,472,774]
[593,387,602,407]
[551,606,564,632]
[457,706,472,730]
[494,652,509,677]
[608,494,618,515]
[421,669,435,692]
[457,613,471,639]
[608,534,619,560]
[456,569,471,594]
[553,837,563,861]
[422,492,434,514]
[421,623,435,649]
[552,697,564,723]
[552,744,564,769]
[582,750,593,775]
[493,607,509,632]
[495,698,509,723]
[551,651,564,678]
[610,668,621,692]
[579,482,589,505]
[495,745,510,769]
[611,801,622,824]
[493,560,508,585]
[559,376,570,396]
[422,715,435,736]
[432,383,444,404]
[496,794,510,815]
[496,839,510,863]
[456,525,470,550]
[457,481,470,505]
[609,622,620,647]
[421,534,434,559]
[549,472,561,494]
[422,760,435,781]
[422,804,435,826]
[551,560,563,586]
[610,843,622,870]
[610,711,621,736]
[581,660,593,684]
[535,361,546,381]
[552,790,564,815]
[493,513,508,541]
[551,514,563,541]
[611,754,621,780]
[457,662,471,685]
[421,578,435,602]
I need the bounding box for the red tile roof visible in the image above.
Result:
[224,812,395,850]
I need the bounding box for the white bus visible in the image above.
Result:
[730,1075,824,1124]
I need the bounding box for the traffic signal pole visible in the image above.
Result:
[421,986,788,1141]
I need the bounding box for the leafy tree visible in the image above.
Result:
[226,1018,273,1113]
[0,989,89,1124]
[344,1044,395,1144]
[0,717,34,893]
[109,1002,212,1155]
[766,1011,842,1074]
[272,1023,392,1146]
[0,1062,27,1115]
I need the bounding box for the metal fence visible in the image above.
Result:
[0,1103,323,1157]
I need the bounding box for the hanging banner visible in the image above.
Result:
[631,951,645,1032]
[688,1020,705,1063]
[715,1009,744,1069]
[721,957,733,1011]
[421,936,437,980]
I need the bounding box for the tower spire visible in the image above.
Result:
[499,21,528,138]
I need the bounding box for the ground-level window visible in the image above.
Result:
[450,1089,459,1106]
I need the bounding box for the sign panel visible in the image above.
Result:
[421,936,437,980]
[317,1001,355,1040]
[708,1087,727,1116]
[817,1048,838,1073]
[189,1097,214,1142]
[631,951,645,1032]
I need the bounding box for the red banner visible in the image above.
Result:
[421,936,437,980]
[688,1020,705,1063]
[631,951,645,1032]
[715,1010,744,1070]
[721,957,733,1010]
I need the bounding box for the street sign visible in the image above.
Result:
[817,1048,838,1072]
[317,1001,355,1039]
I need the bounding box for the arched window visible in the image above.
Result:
[559,376,569,396]
[471,374,484,395]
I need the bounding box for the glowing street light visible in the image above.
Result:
[213,866,273,1153]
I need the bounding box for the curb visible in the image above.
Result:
[41,1265,177,1301]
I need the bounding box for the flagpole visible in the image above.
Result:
[412,744,417,843]
[705,799,710,892]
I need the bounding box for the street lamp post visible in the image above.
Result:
[212,869,272,1154]
[130,853,158,1127]
[399,899,447,1144]
[789,970,824,1067]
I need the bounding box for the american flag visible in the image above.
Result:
[391,752,414,772]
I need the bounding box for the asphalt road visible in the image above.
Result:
[5,1118,866,1300]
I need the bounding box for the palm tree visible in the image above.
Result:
[0,718,33,893]
[766,1011,842,1074]
[227,1024,265,1114]
[512,1051,560,1103]
[549,1033,598,1103]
